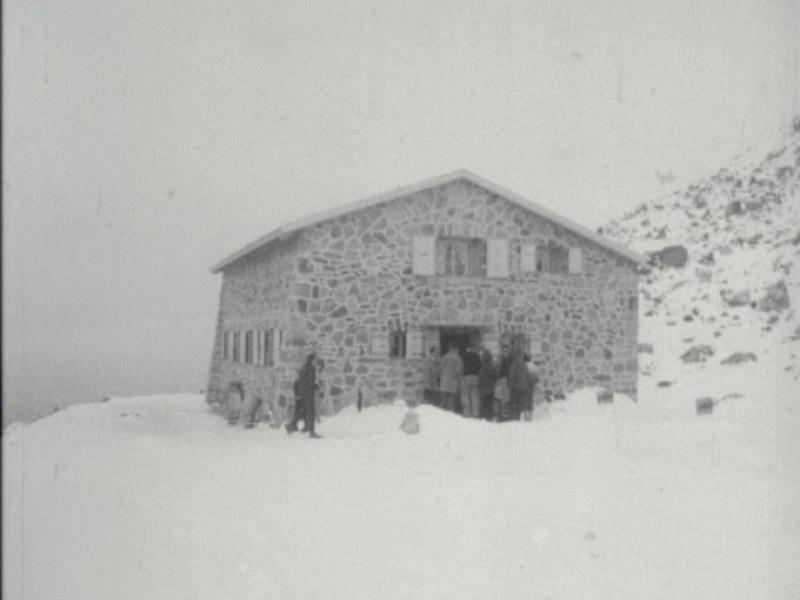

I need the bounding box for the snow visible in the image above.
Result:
[4,363,799,600]
[5,128,800,599]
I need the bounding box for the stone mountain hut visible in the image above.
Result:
[206,170,644,420]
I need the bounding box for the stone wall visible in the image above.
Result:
[208,178,640,420]
[205,235,299,412]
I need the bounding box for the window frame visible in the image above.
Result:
[389,329,407,359]
[436,236,487,277]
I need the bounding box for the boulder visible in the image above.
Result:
[721,352,757,365]
[656,381,673,387]
[695,268,712,282]
[721,289,751,307]
[400,409,420,434]
[725,201,745,217]
[757,280,790,312]
[637,343,654,354]
[681,345,714,363]
[596,389,614,404]
[648,245,689,269]
[695,397,714,415]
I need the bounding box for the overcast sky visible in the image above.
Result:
[3,0,799,422]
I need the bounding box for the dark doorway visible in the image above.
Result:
[439,327,481,354]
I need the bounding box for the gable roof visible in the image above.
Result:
[210,169,645,273]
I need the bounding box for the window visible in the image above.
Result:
[232,331,241,363]
[244,331,254,364]
[437,238,486,276]
[536,243,569,273]
[223,331,231,360]
[389,330,407,358]
[264,329,274,366]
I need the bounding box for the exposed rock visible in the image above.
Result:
[637,343,653,354]
[721,289,751,307]
[695,268,712,282]
[698,252,715,265]
[721,352,757,365]
[695,397,714,415]
[681,344,714,363]
[757,280,790,312]
[648,245,689,269]
[596,389,613,404]
[399,409,420,434]
[725,200,745,217]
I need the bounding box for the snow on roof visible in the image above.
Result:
[210,169,645,273]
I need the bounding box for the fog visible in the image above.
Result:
[3,0,798,424]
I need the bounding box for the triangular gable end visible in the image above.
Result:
[210,170,645,273]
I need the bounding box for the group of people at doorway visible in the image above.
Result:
[284,343,539,439]
[424,343,539,421]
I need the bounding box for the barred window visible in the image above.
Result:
[536,243,569,273]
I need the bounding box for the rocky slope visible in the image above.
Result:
[603,120,800,393]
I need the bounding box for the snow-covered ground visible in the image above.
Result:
[5,129,800,599]
[4,351,799,600]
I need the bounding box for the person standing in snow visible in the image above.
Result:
[460,344,482,417]
[494,344,512,420]
[521,355,539,421]
[314,357,328,422]
[477,348,498,421]
[423,347,441,406]
[439,343,463,413]
[286,353,320,438]
[508,350,538,420]
[507,349,534,422]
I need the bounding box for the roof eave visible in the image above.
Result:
[209,169,646,273]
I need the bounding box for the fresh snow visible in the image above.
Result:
[4,364,799,600]
[5,128,800,600]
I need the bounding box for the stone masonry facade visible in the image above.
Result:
[206,178,639,421]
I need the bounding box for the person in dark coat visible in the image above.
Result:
[494,344,512,420]
[520,355,539,421]
[286,353,320,438]
[460,345,482,417]
[423,347,441,406]
[477,349,498,421]
[507,349,533,422]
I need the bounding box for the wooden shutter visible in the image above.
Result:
[568,247,583,274]
[520,245,537,272]
[412,235,436,275]
[487,239,509,278]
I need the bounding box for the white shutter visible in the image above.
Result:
[487,239,509,278]
[520,245,537,272]
[412,235,436,275]
[568,247,583,274]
